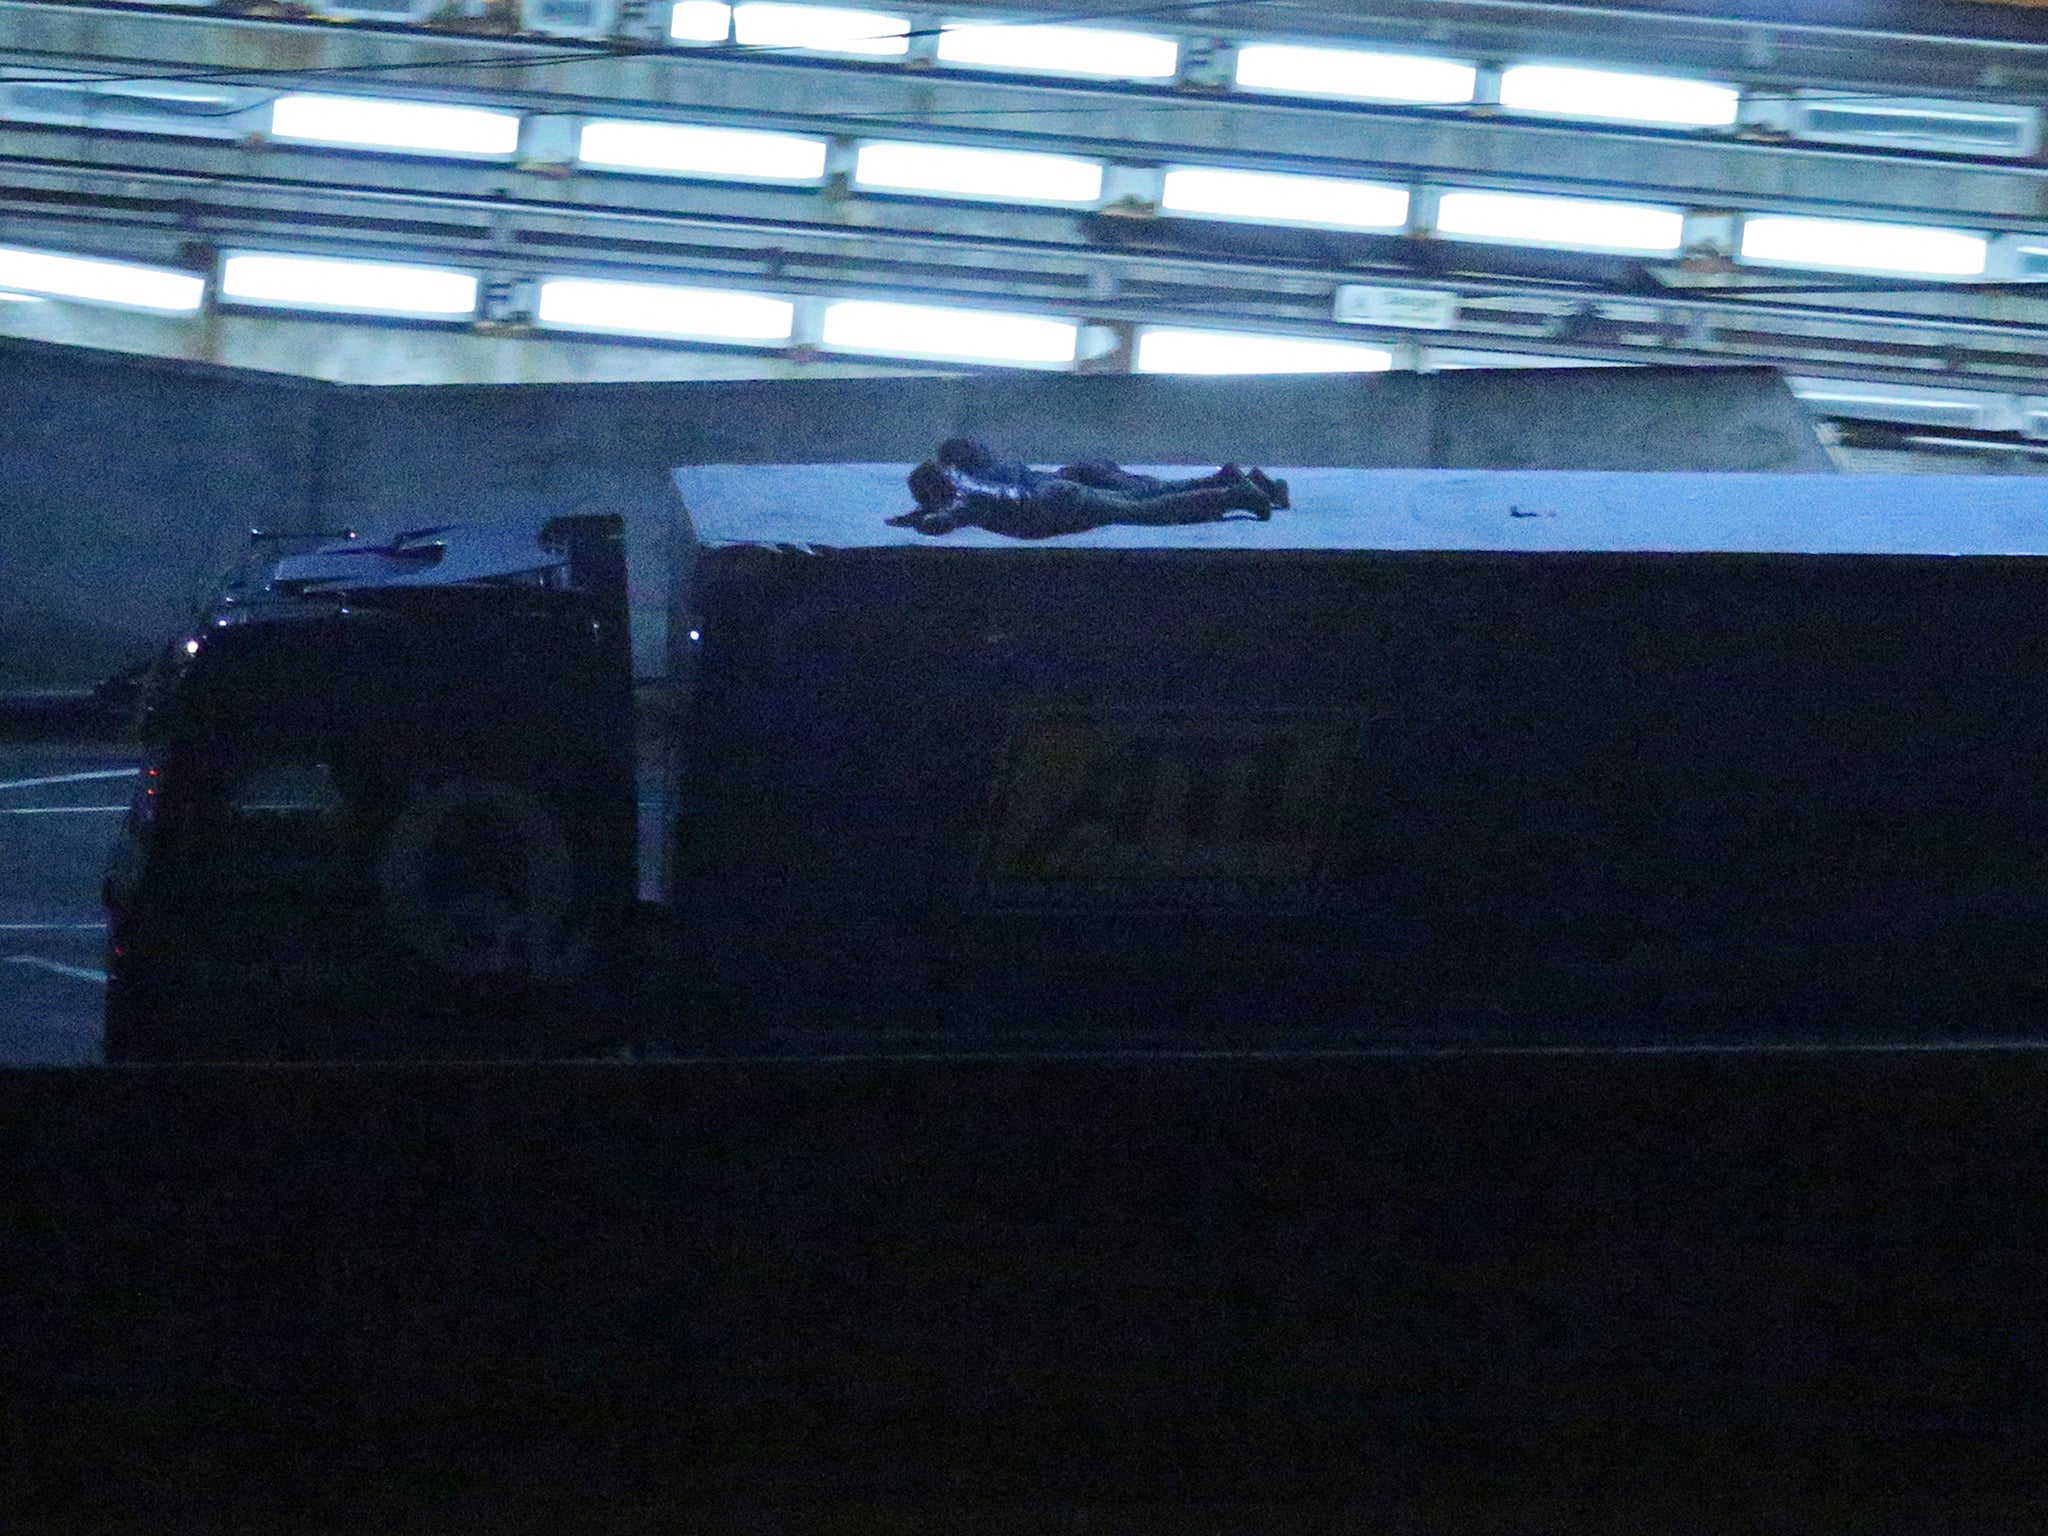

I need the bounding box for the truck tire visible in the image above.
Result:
[375,779,591,991]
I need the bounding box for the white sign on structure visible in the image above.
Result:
[1333,284,1459,330]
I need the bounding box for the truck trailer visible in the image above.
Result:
[102,463,2048,1060]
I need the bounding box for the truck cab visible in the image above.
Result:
[103,517,634,1061]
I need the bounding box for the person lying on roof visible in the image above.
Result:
[888,439,1289,540]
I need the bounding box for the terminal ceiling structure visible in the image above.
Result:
[5,0,2048,453]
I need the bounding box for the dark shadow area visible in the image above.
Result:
[7,1049,2048,1528]
[0,668,147,743]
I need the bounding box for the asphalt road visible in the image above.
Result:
[0,741,138,1066]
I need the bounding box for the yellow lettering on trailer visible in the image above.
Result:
[977,713,1349,908]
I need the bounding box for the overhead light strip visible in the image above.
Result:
[1135,327,1394,375]
[1791,95,2038,156]
[936,23,1179,79]
[821,300,1078,366]
[578,120,829,181]
[1233,43,1476,105]
[0,245,203,311]
[854,142,1103,204]
[537,277,794,342]
[1425,350,1625,369]
[219,252,479,318]
[0,74,267,140]
[268,94,521,157]
[733,3,909,56]
[1740,215,1987,277]
[1497,65,1739,128]
[669,0,732,42]
[1790,382,1988,427]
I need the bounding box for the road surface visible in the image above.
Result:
[0,742,137,1065]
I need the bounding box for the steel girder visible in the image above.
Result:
[3,0,2048,388]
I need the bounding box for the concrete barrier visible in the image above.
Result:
[1,335,1828,691]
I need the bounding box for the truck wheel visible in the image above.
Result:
[376,780,591,990]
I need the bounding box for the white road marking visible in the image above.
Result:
[0,805,129,815]
[3,955,108,984]
[0,922,106,931]
[0,768,137,794]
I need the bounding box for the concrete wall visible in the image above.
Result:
[328,365,1832,676]
[0,338,1828,689]
[327,363,1829,517]
[1423,363,1830,471]
[0,339,325,690]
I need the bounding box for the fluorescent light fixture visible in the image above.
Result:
[220,253,478,318]
[269,94,520,157]
[1,76,267,139]
[732,3,908,55]
[1434,190,1684,254]
[1425,349,1622,369]
[936,24,1178,79]
[855,142,1102,204]
[821,300,1077,365]
[1790,381,1987,428]
[306,0,436,22]
[537,278,793,342]
[1794,95,2037,157]
[1233,43,1475,105]
[0,290,44,303]
[1136,327,1393,375]
[0,245,202,311]
[1161,167,1408,231]
[668,0,731,40]
[1740,215,1987,277]
[578,120,827,181]
[1498,65,1738,128]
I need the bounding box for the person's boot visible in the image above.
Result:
[1218,469,1272,520]
[1247,469,1289,509]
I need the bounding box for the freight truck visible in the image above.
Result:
[102,463,2048,1061]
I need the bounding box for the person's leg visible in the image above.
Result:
[941,475,1271,538]
[1157,465,1245,496]
[1059,461,1166,495]
[1033,473,1270,532]
[1056,460,1155,495]
[1110,475,1271,526]
[1059,461,1246,499]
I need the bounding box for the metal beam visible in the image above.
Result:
[29,0,2048,104]
[0,287,925,379]
[7,158,2048,386]
[5,129,2048,333]
[1128,0,2048,95]
[5,1,2048,393]
[5,5,2048,227]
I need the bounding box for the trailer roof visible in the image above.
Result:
[674,464,2048,558]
